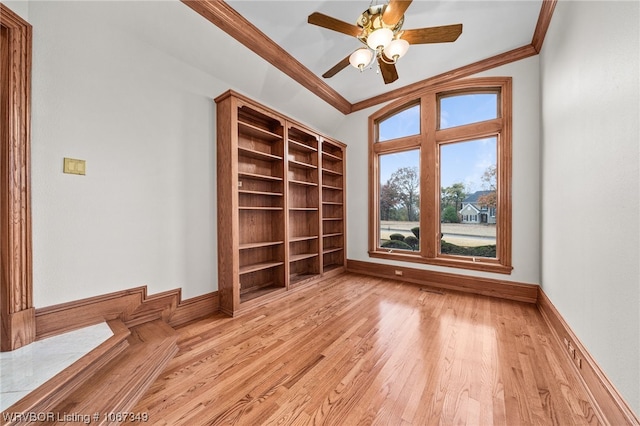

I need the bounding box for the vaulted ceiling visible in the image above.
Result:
[182,0,555,114]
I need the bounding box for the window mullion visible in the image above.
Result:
[421,94,438,259]
[372,135,422,154]
[435,118,502,144]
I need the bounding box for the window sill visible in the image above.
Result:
[368,250,513,275]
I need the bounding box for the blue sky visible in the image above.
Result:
[379,93,498,193]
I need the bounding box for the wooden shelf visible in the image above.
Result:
[290,235,318,241]
[322,201,343,206]
[239,206,283,211]
[290,253,319,263]
[289,273,319,286]
[322,217,342,221]
[239,261,284,275]
[322,151,342,161]
[322,184,343,191]
[322,167,343,176]
[322,263,343,273]
[289,160,317,170]
[238,146,282,161]
[290,179,318,187]
[323,247,344,254]
[289,139,317,152]
[240,284,282,302]
[238,120,282,142]
[290,235,319,242]
[240,241,284,250]
[239,171,283,182]
[289,207,318,211]
[239,189,283,197]
[323,232,344,238]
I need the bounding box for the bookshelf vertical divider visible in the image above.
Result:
[215,90,346,316]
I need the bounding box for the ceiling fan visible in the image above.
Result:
[308,0,463,84]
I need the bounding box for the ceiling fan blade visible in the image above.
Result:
[308,12,362,37]
[322,55,352,78]
[402,24,463,44]
[382,0,413,26]
[378,56,399,84]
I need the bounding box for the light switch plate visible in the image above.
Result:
[63,158,86,175]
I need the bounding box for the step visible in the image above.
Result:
[47,320,178,425]
[2,320,178,426]
[2,320,130,424]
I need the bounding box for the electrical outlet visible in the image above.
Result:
[394,270,403,276]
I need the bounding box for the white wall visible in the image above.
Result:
[29,1,344,306]
[336,56,542,286]
[4,0,28,20]
[540,0,640,414]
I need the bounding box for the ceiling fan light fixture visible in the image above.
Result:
[308,0,463,85]
[366,27,393,50]
[385,38,410,62]
[349,48,374,71]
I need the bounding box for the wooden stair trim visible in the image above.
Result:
[46,320,178,422]
[35,287,219,340]
[2,320,130,421]
[3,320,179,426]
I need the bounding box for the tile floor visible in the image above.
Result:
[0,322,113,411]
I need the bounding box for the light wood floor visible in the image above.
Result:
[133,273,601,425]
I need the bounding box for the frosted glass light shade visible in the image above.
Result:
[366,28,393,50]
[349,48,374,70]
[385,39,410,61]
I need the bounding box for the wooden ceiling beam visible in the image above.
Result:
[181,0,352,115]
[531,0,558,53]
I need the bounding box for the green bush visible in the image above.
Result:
[411,227,419,239]
[389,233,405,241]
[381,240,412,250]
[404,236,419,250]
[440,241,496,258]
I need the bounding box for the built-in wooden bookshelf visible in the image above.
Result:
[287,125,321,287]
[321,138,346,273]
[216,91,346,316]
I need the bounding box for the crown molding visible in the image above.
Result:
[181,0,352,115]
[351,44,536,112]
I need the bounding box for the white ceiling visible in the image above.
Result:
[226,1,543,104]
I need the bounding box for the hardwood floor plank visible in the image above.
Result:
[132,273,603,425]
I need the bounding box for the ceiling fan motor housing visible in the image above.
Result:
[357,4,405,38]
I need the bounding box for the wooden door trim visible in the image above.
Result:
[0,3,34,351]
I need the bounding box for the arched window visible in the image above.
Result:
[369,78,512,274]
